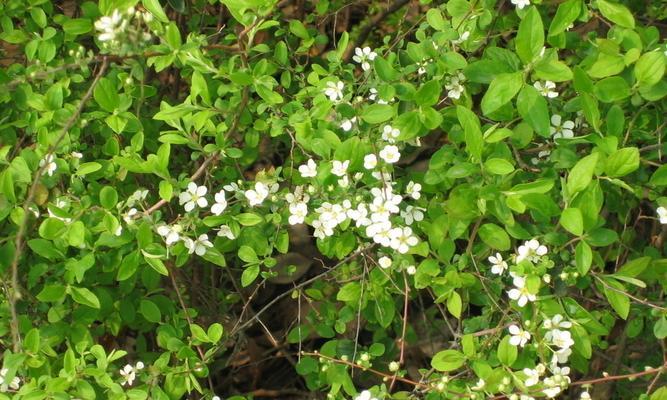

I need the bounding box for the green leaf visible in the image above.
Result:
[484,158,515,175]
[601,278,630,319]
[497,335,517,366]
[336,282,361,303]
[241,264,260,287]
[605,147,639,177]
[560,207,583,236]
[635,52,666,86]
[360,104,394,124]
[581,93,600,132]
[431,349,465,372]
[238,246,258,263]
[516,6,544,65]
[63,19,93,35]
[70,287,100,309]
[77,162,102,176]
[289,20,310,40]
[415,80,441,107]
[374,295,395,328]
[235,213,263,226]
[481,72,523,116]
[516,86,550,137]
[426,9,446,31]
[374,57,399,82]
[447,291,462,319]
[478,223,511,251]
[94,77,119,113]
[143,0,170,22]
[37,284,66,302]
[143,254,168,276]
[567,153,599,196]
[594,76,630,103]
[139,299,162,323]
[99,186,118,209]
[616,256,651,278]
[597,0,635,29]
[456,106,483,161]
[548,0,582,37]
[650,165,667,186]
[654,318,667,340]
[575,241,593,275]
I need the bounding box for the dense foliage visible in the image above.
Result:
[0,0,666,399]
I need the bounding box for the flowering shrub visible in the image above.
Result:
[0,0,666,399]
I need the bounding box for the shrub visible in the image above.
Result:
[0,0,666,399]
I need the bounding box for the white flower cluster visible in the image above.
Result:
[445,72,467,100]
[354,390,378,400]
[119,361,144,386]
[0,368,20,392]
[94,7,153,53]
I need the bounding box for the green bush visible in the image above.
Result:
[0,0,666,399]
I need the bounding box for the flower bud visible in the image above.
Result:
[389,361,400,372]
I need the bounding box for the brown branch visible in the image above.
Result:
[571,363,666,387]
[6,58,109,352]
[343,0,412,62]
[231,244,375,336]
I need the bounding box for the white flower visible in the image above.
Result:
[488,253,508,275]
[543,314,572,330]
[39,153,57,176]
[324,80,344,102]
[550,329,575,350]
[516,239,548,263]
[401,205,424,225]
[312,218,334,239]
[366,220,393,247]
[657,206,667,224]
[534,80,558,98]
[217,225,235,239]
[355,390,378,400]
[184,234,213,256]
[212,396,221,400]
[406,181,421,200]
[507,276,537,307]
[471,378,485,391]
[552,347,572,364]
[382,125,401,143]
[580,391,591,400]
[298,159,318,178]
[508,324,531,347]
[364,154,377,169]
[71,151,83,159]
[378,256,392,269]
[340,117,357,132]
[123,207,138,224]
[331,160,349,177]
[0,368,20,391]
[352,47,378,71]
[379,145,400,164]
[390,226,419,253]
[157,224,182,246]
[289,202,308,225]
[452,31,470,45]
[369,87,379,101]
[210,190,227,215]
[179,182,208,212]
[417,61,428,75]
[543,387,562,398]
[446,72,466,100]
[550,114,575,139]
[348,203,372,227]
[119,361,144,386]
[406,265,417,275]
[95,9,124,42]
[523,368,540,387]
[245,182,269,206]
[511,0,530,9]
